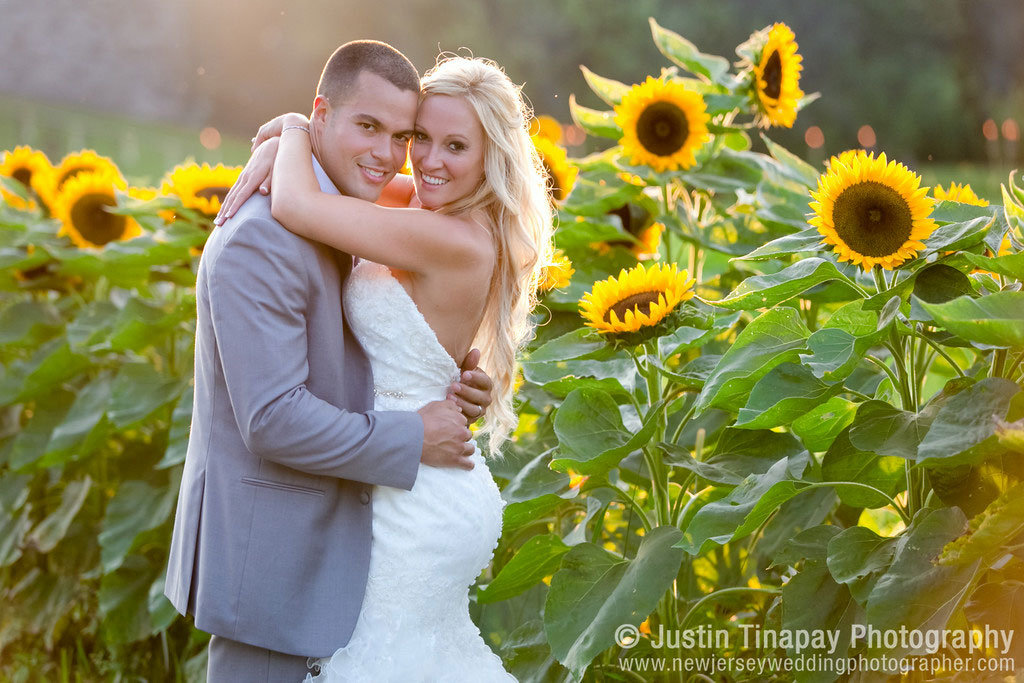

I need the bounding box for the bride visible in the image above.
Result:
[219,55,553,681]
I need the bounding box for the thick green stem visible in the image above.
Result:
[914,331,967,379]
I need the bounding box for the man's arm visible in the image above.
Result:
[206,216,423,489]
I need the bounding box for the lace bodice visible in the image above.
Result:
[343,260,460,410]
[305,260,513,682]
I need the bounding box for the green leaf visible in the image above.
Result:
[735,362,843,429]
[922,216,993,256]
[800,329,865,383]
[667,428,806,485]
[0,504,33,567]
[551,388,658,475]
[503,494,565,533]
[43,372,113,464]
[99,555,155,644]
[107,363,183,428]
[568,95,621,140]
[0,301,63,347]
[695,307,810,415]
[760,134,820,188]
[962,251,1024,281]
[6,389,75,471]
[679,458,808,554]
[849,400,932,460]
[155,383,193,469]
[773,525,842,567]
[544,526,684,677]
[99,480,177,573]
[821,429,905,509]
[865,508,976,657]
[27,477,92,553]
[649,18,730,85]
[912,263,974,304]
[791,396,858,452]
[781,564,859,673]
[0,339,91,405]
[917,378,1022,466]
[479,534,570,604]
[733,228,823,262]
[921,292,1024,347]
[579,65,630,106]
[715,258,859,310]
[826,526,897,604]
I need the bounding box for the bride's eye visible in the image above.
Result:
[448,141,466,152]
[413,132,429,143]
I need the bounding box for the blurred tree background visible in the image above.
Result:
[1,0,1021,191]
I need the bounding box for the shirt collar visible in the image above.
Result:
[311,155,340,196]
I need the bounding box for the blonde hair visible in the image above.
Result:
[420,55,554,456]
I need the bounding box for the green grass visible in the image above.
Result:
[0,95,251,186]
[918,162,1013,205]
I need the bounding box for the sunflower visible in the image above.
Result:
[828,149,862,170]
[539,249,574,292]
[41,150,123,210]
[580,262,695,343]
[0,146,53,210]
[810,151,937,271]
[532,136,577,202]
[162,162,241,219]
[750,23,804,128]
[615,77,710,172]
[633,222,664,260]
[933,182,989,207]
[529,115,563,144]
[54,171,142,248]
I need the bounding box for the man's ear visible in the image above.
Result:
[311,95,330,124]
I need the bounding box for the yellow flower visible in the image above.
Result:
[751,23,804,128]
[933,182,989,207]
[539,249,575,292]
[54,171,142,249]
[1,146,54,210]
[529,115,563,144]
[633,222,664,260]
[532,136,577,202]
[828,149,862,170]
[810,151,937,271]
[580,262,695,339]
[42,150,122,209]
[162,162,241,219]
[615,77,710,172]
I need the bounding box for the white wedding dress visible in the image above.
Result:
[305,261,515,682]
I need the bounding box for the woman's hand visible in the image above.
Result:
[214,136,279,225]
[250,112,310,152]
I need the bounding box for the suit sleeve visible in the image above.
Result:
[205,216,422,490]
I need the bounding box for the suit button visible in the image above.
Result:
[360,490,371,505]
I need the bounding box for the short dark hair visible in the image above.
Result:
[316,40,420,104]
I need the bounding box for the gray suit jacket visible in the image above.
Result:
[165,159,423,658]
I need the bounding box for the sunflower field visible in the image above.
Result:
[2,18,1024,683]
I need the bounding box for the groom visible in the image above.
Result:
[165,40,493,681]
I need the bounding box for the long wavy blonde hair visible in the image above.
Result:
[419,56,554,456]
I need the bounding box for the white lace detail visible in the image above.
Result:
[304,261,514,682]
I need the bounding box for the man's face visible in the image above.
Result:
[311,71,418,201]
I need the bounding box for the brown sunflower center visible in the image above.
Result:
[761,51,783,99]
[831,181,914,258]
[196,186,229,202]
[13,167,32,186]
[636,102,689,157]
[542,160,563,201]
[604,291,661,323]
[70,193,128,246]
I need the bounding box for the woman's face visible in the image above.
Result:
[410,94,486,210]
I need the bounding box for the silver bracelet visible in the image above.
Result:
[282,125,310,134]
